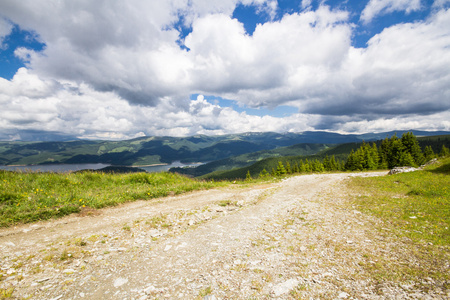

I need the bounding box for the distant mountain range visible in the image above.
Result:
[0,130,449,167]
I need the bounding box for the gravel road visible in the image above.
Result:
[1,172,448,299]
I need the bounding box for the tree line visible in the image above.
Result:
[253,132,450,178]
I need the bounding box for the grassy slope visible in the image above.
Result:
[346,157,450,282]
[0,171,227,227]
[348,157,450,246]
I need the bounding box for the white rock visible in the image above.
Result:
[149,229,160,237]
[176,242,187,250]
[144,285,156,294]
[272,279,299,296]
[338,292,349,298]
[113,277,128,288]
[63,269,75,274]
[164,245,172,251]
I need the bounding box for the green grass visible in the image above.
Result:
[345,158,450,285]
[348,157,450,246]
[0,170,227,227]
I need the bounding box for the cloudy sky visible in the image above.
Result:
[0,0,449,140]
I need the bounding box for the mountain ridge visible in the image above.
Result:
[0,130,448,166]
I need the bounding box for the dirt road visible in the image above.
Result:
[1,172,448,299]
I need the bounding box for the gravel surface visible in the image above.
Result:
[1,172,448,299]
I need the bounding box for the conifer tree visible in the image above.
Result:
[345,150,356,171]
[424,145,435,161]
[399,152,415,166]
[323,155,331,171]
[312,160,324,172]
[337,160,343,171]
[299,160,306,172]
[276,161,287,175]
[401,132,424,166]
[259,168,268,178]
[379,137,390,168]
[329,155,338,171]
[285,161,292,174]
[246,170,252,180]
[370,143,379,169]
[304,159,311,172]
[440,145,450,157]
[292,162,299,173]
[387,135,404,168]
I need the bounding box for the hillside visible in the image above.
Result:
[1,130,448,167]
[198,134,450,180]
[170,143,331,177]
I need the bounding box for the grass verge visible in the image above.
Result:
[0,170,228,227]
[348,157,449,246]
[346,157,450,284]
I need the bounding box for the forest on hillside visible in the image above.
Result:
[213,132,450,180]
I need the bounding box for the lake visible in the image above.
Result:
[0,161,202,173]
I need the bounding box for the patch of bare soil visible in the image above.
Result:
[1,172,448,299]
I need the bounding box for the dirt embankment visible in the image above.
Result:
[1,172,448,299]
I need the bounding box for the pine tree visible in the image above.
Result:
[399,152,415,167]
[259,168,269,178]
[323,155,331,171]
[246,170,252,180]
[299,160,306,172]
[271,168,277,176]
[304,159,311,172]
[285,161,292,174]
[330,155,338,171]
[424,145,435,161]
[387,135,404,168]
[338,160,344,171]
[355,147,365,170]
[276,161,287,175]
[401,132,424,166]
[440,145,450,157]
[312,160,324,172]
[345,150,356,171]
[292,162,299,173]
[368,143,379,170]
[379,136,390,168]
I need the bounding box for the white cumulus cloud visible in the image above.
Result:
[0,1,449,138]
[361,0,422,24]
[0,17,13,49]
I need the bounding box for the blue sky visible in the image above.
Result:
[0,0,449,140]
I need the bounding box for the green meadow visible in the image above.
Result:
[349,157,450,246]
[0,171,227,227]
